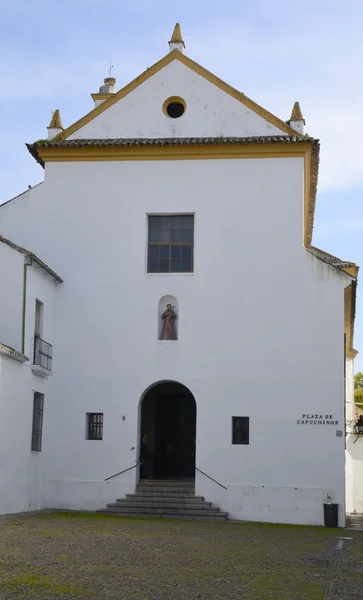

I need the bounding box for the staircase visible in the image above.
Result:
[346,514,363,530]
[100,479,228,521]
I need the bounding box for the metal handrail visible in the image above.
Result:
[196,467,227,490]
[33,335,53,371]
[105,458,141,482]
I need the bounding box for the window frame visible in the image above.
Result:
[31,392,44,452]
[147,214,194,274]
[232,416,250,445]
[87,413,104,441]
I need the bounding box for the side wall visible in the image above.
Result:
[0,355,42,514]
[0,243,24,351]
[0,263,58,514]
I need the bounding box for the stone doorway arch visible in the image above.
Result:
[139,381,196,480]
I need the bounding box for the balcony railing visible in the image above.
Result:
[33,335,53,371]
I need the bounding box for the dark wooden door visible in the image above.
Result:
[155,393,195,478]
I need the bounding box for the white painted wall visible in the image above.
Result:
[0,243,24,351]
[0,155,349,525]
[346,358,363,513]
[68,59,286,140]
[0,354,33,514]
[0,246,58,514]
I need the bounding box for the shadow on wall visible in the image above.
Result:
[347,434,363,459]
[158,295,178,340]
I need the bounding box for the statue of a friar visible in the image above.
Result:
[160,304,177,340]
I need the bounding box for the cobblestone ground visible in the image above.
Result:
[0,512,363,599]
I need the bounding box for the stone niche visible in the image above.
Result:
[158,295,178,340]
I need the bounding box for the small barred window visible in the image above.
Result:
[87,413,103,440]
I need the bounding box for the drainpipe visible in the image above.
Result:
[21,260,32,355]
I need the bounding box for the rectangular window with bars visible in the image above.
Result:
[31,392,44,452]
[87,413,104,440]
[147,215,194,273]
[232,417,249,445]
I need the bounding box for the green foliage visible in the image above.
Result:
[354,388,363,406]
[354,371,363,390]
[354,372,363,406]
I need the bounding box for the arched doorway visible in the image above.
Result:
[139,382,196,480]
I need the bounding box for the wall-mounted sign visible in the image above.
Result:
[297,414,339,425]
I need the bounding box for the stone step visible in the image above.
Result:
[136,486,195,495]
[100,478,228,522]
[107,502,220,512]
[103,506,227,518]
[138,480,195,486]
[98,510,228,521]
[124,494,205,502]
[137,481,195,492]
[110,500,213,510]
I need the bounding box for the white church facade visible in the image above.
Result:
[0,24,360,526]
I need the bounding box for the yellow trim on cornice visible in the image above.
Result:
[53,50,297,142]
[303,147,310,247]
[91,93,116,102]
[343,265,359,278]
[38,142,310,163]
[345,282,359,359]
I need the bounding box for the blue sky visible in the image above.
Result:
[1,0,362,367]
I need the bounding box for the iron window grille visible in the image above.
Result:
[232,417,249,445]
[148,215,194,273]
[33,335,53,371]
[87,413,104,440]
[31,392,44,451]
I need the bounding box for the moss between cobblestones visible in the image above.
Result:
[0,512,362,599]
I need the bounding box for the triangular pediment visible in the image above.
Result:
[55,50,296,141]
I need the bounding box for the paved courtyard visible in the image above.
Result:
[0,512,363,599]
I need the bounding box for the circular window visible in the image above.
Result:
[163,96,186,119]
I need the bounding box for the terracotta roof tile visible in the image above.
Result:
[29,135,316,149]
[309,246,357,272]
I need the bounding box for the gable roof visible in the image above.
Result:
[54,50,297,142]
[308,246,359,278]
[0,235,63,283]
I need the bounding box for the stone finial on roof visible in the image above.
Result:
[99,77,116,94]
[91,76,117,107]
[289,101,305,134]
[290,102,305,123]
[169,23,185,53]
[48,109,63,130]
[47,109,64,140]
